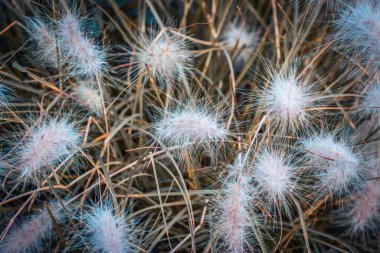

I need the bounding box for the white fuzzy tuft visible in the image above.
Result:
[58,14,106,77]
[346,178,380,234]
[222,22,258,64]
[131,28,192,83]
[0,203,63,253]
[213,172,255,253]
[18,118,80,179]
[302,133,362,194]
[74,81,102,115]
[155,105,227,155]
[260,66,314,132]
[27,18,59,68]
[84,205,133,253]
[252,150,297,208]
[335,1,380,71]
[220,179,250,252]
[360,84,380,118]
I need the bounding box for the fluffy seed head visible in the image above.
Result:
[83,205,134,253]
[132,28,192,83]
[18,118,80,180]
[360,84,380,118]
[222,22,258,63]
[335,1,380,71]
[74,81,102,115]
[212,172,255,253]
[58,14,106,77]
[59,14,82,44]
[346,178,380,235]
[302,133,362,194]
[27,18,59,68]
[253,149,297,208]
[219,180,250,252]
[260,66,315,132]
[0,203,63,253]
[154,105,227,155]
